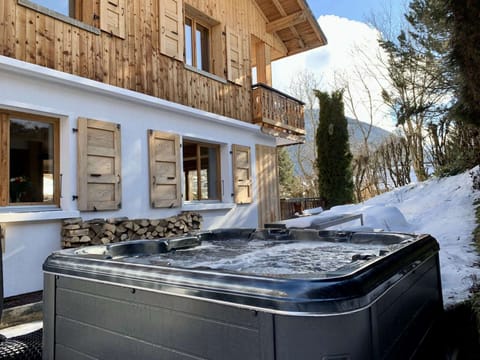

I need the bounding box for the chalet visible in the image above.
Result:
[0,0,326,297]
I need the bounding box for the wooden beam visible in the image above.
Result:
[258,118,306,135]
[266,10,306,33]
[294,0,328,46]
[270,0,306,50]
[271,0,286,14]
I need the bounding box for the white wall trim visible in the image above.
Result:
[182,203,236,212]
[0,56,271,136]
[0,210,80,223]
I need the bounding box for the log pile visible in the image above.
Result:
[61,212,203,249]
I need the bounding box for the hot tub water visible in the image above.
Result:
[127,239,400,276]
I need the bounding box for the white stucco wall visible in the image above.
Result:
[0,56,277,296]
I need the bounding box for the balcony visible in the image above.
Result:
[252,83,305,142]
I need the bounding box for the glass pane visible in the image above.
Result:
[9,118,55,204]
[200,146,218,200]
[187,170,198,200]
[183,142,219,201]
[30,0,71,16]
[196,24,209,72]
[185,18,193,66]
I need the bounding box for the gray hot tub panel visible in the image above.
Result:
[43,229,443,360]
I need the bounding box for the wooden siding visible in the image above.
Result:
[0,0,288,123]
[252,83,305,137]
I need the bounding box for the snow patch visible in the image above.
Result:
[282,169,480,307]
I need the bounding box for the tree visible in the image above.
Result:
[288,70,322,197]
[277,147,301,198]
[389,0,480,176]
[448,0,480,127]
[376,0,454,180]
[315,90,354,208]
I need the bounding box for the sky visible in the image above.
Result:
[31,0,69,16]
[272,0,409,131]
[307,0,404,23]
[281,166,480,307]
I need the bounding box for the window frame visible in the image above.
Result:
[184,15,212,73]
[182,140,221,202]
[21,0,74,17]
[0,110,61,208]
[18,0,101,35]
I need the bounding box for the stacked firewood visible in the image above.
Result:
[61,212,203,249]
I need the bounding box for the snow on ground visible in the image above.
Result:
[282,167,480,307]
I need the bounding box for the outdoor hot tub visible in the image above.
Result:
[43,229,443,360]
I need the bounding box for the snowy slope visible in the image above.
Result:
[281,167,480,307]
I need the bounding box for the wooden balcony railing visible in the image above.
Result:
[252,83,305,139]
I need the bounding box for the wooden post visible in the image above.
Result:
[255,42,272,86]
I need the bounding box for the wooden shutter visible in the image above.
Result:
[211,24,226,78]
[160,0,184,60]
[100,0,126,39]
[77,118,122,211]
[148,130,182,208]
[255,145,280,226]
[226,26,242,85]
[232,144,252,204]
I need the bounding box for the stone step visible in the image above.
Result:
[1,302,43,329]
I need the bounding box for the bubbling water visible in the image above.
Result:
[127,239,397,276]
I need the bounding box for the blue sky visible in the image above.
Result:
[307,0,404,23]
[32,0,69,15]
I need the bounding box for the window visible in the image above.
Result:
[18,0,124,37]
[185,16,211,72]
[29,0,74,17]
[0,111,60,207]
[183,141,220,201]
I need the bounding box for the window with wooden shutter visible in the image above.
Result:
[148,130,182,208]
[100,0,126,39]
[77,118,122,211]
[226,26,243,85]
[160,0,184,60]
[232,144,252,204]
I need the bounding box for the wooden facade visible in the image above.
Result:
[252,83,305,139]
[0,0,325,135]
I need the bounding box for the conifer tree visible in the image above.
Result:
[315,90,354,209]
[277,147,299,198]
[448,0,480,127]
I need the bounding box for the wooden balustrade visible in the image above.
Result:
[252,83,305,138]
